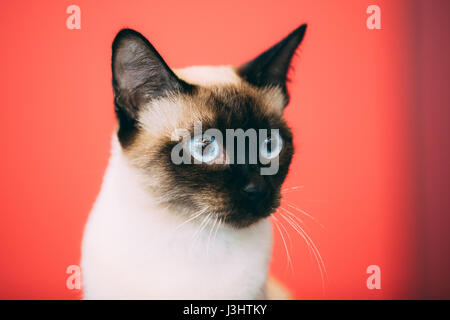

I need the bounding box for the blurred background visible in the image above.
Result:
[0,0,448,299]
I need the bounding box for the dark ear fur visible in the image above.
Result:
[112,29,193,145]
[237,24,307,107]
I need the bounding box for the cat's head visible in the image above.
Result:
[111,25,307,228]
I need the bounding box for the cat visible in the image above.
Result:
[81,24,307,299]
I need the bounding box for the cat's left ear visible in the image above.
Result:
[237,24,307,108]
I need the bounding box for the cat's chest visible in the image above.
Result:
[82,197,272,299]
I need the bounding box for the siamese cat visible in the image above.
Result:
[81,24,307,299]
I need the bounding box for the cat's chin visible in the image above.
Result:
[210,194,281,229]
[221,208,275,229]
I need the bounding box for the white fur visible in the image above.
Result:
[174,65,240,86]
[81,137,272,299]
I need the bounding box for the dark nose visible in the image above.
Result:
[242,182,268,202]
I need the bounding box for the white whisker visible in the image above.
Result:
[279,212,327,290]
[285,214,327,279]
[213,217,222,246]
[278,206,315,240]
[206,216,218,256]
[279,206,305,225]
[271,214,293,272]
[281,185,304,194]
[190,213,212,253]
[175,209,205,230]
[285,202,325,229]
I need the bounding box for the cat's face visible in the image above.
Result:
[111,26,306,228]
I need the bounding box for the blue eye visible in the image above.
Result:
[260,132,283,160]
[188,135,220,163]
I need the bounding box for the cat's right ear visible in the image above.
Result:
[112,29,192,145]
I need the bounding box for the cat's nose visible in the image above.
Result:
[242,182,268,202]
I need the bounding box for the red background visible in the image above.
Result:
[0,0,449,299]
